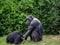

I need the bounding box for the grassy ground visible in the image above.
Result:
[0,35,60,45]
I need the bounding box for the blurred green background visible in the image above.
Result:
[0,0,60,36]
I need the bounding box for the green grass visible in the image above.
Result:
[0,35,60,45]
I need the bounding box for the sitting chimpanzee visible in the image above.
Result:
[23,15,43,42]
[6,31,24,45]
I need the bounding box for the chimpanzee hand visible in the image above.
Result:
[22,37,25,43]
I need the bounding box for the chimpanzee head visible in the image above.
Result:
[26,15,33,25]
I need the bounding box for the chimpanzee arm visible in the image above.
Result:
[23,22,35,40]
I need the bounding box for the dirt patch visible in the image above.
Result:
[50,35,60,40]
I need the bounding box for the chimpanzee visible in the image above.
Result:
[23,15,43,42]
[6,31,24,45]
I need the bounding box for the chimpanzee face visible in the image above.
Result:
[26,15,33,25]
[26,18,31,25]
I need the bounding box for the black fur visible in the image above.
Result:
[6,31,23,44]
[24,15,43,42]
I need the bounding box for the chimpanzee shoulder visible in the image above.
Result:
[30,18,40,26]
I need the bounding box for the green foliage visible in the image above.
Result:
[0,0,60,36]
